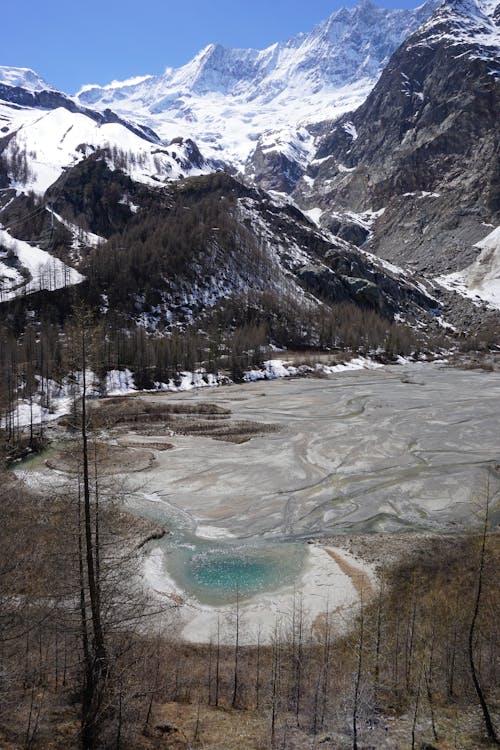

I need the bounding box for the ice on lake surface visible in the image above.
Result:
[134,362,500,540]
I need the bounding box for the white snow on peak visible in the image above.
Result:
[74,0,440,170]
[76,74,154,97]
[410,0,500,70]
[0,103,210,194]
[0,66,54,92]
[257,127,316,168]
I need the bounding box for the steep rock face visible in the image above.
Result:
[297,0,500,275]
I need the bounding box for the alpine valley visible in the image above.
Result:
[1,3,500,749]
[1,0,499,352]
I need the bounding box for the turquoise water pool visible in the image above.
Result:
[162,539,306,606]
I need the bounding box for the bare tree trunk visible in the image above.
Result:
[295,595,304,727]
[115,681,122,750]
[320,607,332,731]
[468,485,499,745]
[81,350,106,673]
[405,585,418,694]
[271,617,281,748]
[143,641,161,735]
[411,667,422,750]
[232,587,240,709]
[374,584,383,707]
[207,638,213,706]
[353,600,364,750]
[255,626,261,710]
[76,312,108,749]
[215,617,220,708]
[94,442,101,616]
[78,480,93,749]
[425,622,438,743]
[447,606,458,699]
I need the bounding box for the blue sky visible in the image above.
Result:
[4,0,421,93]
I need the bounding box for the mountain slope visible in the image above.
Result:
[0,226,83,302]
[296,0,500,285]
[0,156,438,328]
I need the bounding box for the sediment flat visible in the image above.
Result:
[135,362,500,538]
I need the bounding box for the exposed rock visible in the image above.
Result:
[324,215,370,246]
[296,0,500,276]
[246,143,306,193]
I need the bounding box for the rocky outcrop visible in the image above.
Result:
[246,143,306,194]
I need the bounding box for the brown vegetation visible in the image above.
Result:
[86,396,279,444]
[1,443,498,750]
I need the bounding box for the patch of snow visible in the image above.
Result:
[105,369,136,395]
[337,163,356,173]
[303,207,323,225]
[0,227,84,301]
[194,526,236,540]
[435,226,500,310]
[316,356,384,374]
[49,209,104,250]
[343,121,358,140]
[244,356,384,382]
[402,191,441,198]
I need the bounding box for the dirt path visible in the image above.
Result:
[324,547,375,600]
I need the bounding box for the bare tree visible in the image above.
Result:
[468,480,499,745]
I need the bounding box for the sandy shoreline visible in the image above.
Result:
[143,542,377,645]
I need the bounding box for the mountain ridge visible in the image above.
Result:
[1,0,499,327]
[294,0,500,312]
[69,0,440,167]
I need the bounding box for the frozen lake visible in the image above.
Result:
[134,362,500,539]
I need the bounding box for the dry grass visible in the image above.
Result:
[88,397,230,429]
[150,702,269,750]
[45,441,156,474]
[85,395,279,444]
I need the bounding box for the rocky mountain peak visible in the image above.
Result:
[411,0,500,60]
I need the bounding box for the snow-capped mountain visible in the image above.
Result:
[295,0,500,299]
[409,0,500,68]
[0,100,210,195]
[1,0,499,329]
[0,0,441,204]
[75,0,439,169]
[0,66,214,196]
[0,71,215,300]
